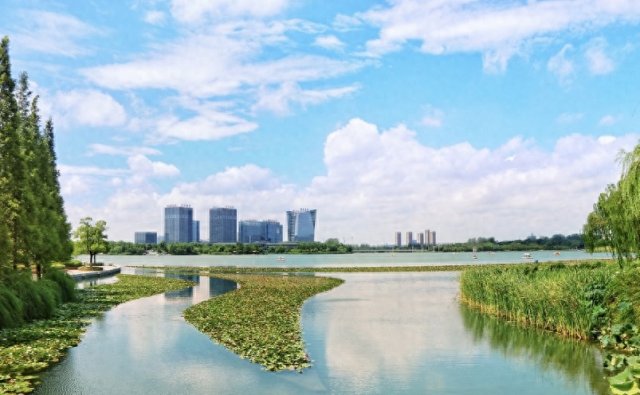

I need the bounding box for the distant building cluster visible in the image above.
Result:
[395,229,437,248]
[134,206,316,244]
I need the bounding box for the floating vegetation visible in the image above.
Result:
[184,274,343,371]
[136,259,611,276]
[0,275,193,394]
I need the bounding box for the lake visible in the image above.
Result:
[87,250,611,268]
[35,268,609,394]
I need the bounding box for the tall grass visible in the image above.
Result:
[460,262,614,339]
[0,269,77,328]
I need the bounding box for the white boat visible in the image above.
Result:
[276,256,286,262]
[522,252,532,259]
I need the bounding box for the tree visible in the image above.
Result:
[74,217,108,265]
[584,143,640,267]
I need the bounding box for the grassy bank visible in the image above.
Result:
[184,273,343,371]
[0,275,193,394]
[459,261,640,393]
[137,259,612,275]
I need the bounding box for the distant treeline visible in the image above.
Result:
[438,234,585,252]
[105,239,353,256]
[349,234,585,252]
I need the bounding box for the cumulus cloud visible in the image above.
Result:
[67,119,638,243]
[47,89,127,129]
[360,0,640,71]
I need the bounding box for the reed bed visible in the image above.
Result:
[459,262,614,339]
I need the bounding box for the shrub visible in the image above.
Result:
[0,287,23,329]
[6,274,57,321]
[44,269,77,302]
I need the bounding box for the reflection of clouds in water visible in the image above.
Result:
[310,272,480,391]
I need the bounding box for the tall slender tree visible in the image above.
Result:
[0,36,25,270]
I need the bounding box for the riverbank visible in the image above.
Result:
[0,275,193,394]
[459,260,640,393]
[184,273,343,371]
[139,259,614,275]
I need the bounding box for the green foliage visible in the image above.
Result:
[73,217,108,264]
[584,142,640,267]
[0,287,23,329]
[44,269,76,303]
[0,274,193,393]
[184,274,343,371]
[0,37,72,275]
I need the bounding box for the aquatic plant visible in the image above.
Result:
[184,274,343,371]
[0,274,193,394]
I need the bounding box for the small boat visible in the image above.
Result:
[276,256,286,262]
[472,254,478,260]
[522,252,532,259]
[554,251,560,256]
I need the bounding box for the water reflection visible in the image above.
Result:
[37,272,608,394]
[460,304,609,395]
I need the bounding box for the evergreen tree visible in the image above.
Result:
[0,36,25,270]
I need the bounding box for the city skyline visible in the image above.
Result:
[3,1,639,244]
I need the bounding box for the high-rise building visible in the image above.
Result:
[426,229,432,245]
[286,209,317,242]
[192,220,200,243]
[134,232,157,244]
[431,231,437,245]
[406,231,413,247]
[238,220,283,243]
[263,220,283,243]
[395,232,402,247]
[209,207,237,243]
[164,205,193,243]
[419,232,425,247]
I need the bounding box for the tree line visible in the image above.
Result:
[104,239,353,256]
[0,36,76,329]
[584,143,640,267]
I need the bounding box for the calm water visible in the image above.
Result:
[36,270,608,394]
[87,250,611,268]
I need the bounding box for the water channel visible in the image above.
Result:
[35,267,609,394]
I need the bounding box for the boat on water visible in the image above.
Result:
[522,252,533,259]
[276,256,286,262]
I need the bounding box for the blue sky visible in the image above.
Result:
[2,0,639,244]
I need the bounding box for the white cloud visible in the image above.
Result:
[89,144,162,157]
[11,10,100,57]
[170,0,289,23]
[46,89,127,129]
[360,0,640,71]
[314,35,345,51]
[127,154,180,178]
[598,114,617,126]
[333,14,363,32]
[62,119,638,243]
[547,44,574,82]
[253,82,359,115]
[585,37,615,75]
[144,10,167,25]
[421,105,444,128]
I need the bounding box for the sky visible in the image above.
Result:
[1,0,639,245]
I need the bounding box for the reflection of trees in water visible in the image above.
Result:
[460,304,609,395]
